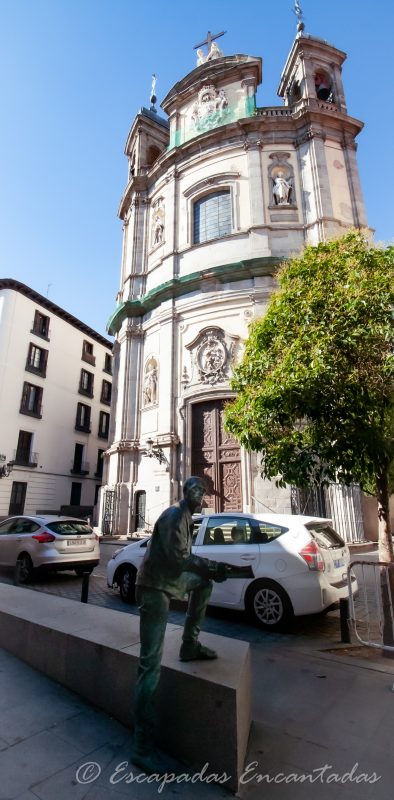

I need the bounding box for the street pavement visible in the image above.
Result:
[0,617,393,799]
[0,542,361,647]
[0,545,394,800]
[1,544,393,799]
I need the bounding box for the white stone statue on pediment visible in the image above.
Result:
[206,41,224,61]
[196,49,206,66]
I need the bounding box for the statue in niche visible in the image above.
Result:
[143,361,158,405]
[152,214,164,245]
[151,199,165,247]
[272,171,292,205]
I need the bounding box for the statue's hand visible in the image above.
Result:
[208,561,228,583]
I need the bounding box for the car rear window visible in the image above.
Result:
[253,522,288,543]
[46,521,93,536]
[306,523,345,549]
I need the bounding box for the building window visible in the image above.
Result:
[193,190,231,244]
[98,411,110,439]
[101,380,112,405]
[31,310,50,340]
[79,369,94,398]
[20,382,43,418]
[82,340,96,366]
[75,403,91,432]
[104,353,112,374]
[9,481,27,515]
[26,343,48,377]
[70,482,82,505]
[95,449,105,479]
[14,431,38,467]
[71,443,89,475]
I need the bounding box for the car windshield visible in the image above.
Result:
[46,521,93,536]
[306,523,344,549]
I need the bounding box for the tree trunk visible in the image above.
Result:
[376,470,393,563]
[376,470,394,655]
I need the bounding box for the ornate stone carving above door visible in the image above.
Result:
[185,326,239,387]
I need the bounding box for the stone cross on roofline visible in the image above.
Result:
[193,30,226,67]
[294,1,305,32]
[150,73,157,112]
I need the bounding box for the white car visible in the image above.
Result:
[107,512,357,630]
[0,515,100,583]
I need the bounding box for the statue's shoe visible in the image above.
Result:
[179,641,218,661]
[131,748,169,776]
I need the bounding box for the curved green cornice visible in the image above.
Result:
[107,256,280,334]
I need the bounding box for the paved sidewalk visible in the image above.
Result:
[0,636,393,799]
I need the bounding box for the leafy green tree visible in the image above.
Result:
[225,231,394,561]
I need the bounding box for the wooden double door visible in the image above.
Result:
[191,399,242,513]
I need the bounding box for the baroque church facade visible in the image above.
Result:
[100,24,368,538]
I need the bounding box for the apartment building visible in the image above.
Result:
[0,279,113,518]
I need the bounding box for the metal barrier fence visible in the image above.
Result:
[347,560,394,653]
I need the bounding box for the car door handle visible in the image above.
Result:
[240,555,256,561]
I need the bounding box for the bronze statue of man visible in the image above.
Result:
[133,476,228,774]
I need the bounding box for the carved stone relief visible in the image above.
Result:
[184,326,239,388]
[190,85,229,133]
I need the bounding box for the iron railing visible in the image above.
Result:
[347,560,394,653]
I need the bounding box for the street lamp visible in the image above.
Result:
[144,439,170,471]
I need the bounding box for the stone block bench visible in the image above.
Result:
[0,584,251,792]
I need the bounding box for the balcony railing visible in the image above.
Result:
[79,384,94,398]
[13,450,39,468]
[20,402,42,419]
[70,461,90,476]
[75,421,91,433]
[255,106,294,117]
[254,98,339,118]
[82,351,96,367]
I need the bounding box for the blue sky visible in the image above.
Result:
[1,0,393,336]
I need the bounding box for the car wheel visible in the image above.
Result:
[246,579,293,631]
[75,566,94,577]
[16,553,34,584]
[119,565,136,604]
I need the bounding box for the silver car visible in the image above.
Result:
[0,515,100,583]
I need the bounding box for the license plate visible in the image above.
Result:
[333,558,345,568]
[67,539,87,546]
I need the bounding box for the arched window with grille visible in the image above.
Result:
[193,190,231,244]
